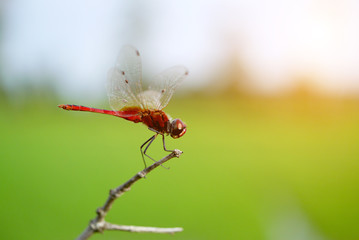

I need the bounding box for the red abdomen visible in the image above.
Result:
[58,104,142,122]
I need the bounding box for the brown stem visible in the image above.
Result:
[76,149,183,240]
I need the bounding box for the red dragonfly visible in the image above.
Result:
[58,45,188,167]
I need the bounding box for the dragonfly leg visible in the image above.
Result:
[162,134,174,152]
[148,127,161,134]
[141,133,170,170]
[148,128,173,152]
[140,134,157,168]
[143,134,158,163]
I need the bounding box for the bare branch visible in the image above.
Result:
[76,149,183,240]
[104,222,183,234]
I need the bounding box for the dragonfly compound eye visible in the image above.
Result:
[170,119,187,139]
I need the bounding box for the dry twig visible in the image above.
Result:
[76,149,183,240]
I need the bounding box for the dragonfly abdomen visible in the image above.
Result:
[58,104,118,115]
[58,104,143,123]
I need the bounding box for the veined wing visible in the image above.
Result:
[147,65,189,110]
[107,45,144,111]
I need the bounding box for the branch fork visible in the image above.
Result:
[76,149,183,240]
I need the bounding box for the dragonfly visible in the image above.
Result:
[58,45,188,168]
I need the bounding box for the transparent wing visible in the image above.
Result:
[107,45,144,111]
[148,65,189,110]
[136,90,162,110]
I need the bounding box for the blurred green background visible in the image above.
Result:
[1,1,359,239]
[1,95,359,240]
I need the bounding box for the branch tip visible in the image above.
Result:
[173,149,183,158]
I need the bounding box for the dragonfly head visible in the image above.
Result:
[170,119,187,139]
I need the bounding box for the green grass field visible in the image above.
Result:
[1,96,358,239]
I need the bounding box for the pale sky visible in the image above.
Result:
[2,0,359,99]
